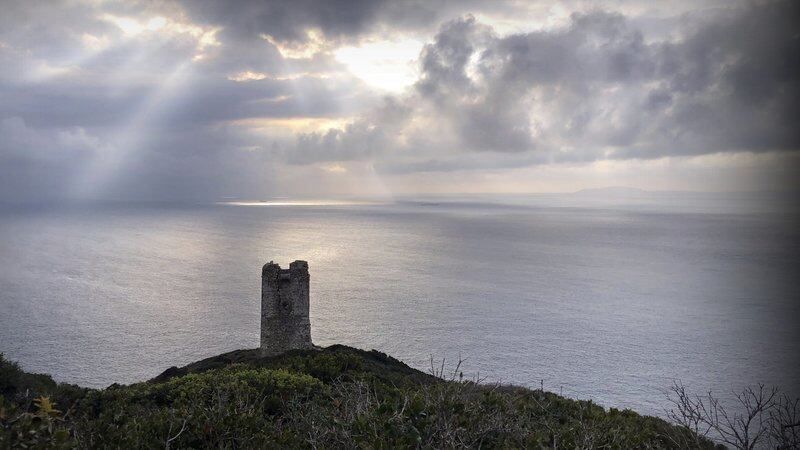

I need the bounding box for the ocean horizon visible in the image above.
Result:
[1,192,797,418]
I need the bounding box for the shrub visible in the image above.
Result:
[1,348,720,448]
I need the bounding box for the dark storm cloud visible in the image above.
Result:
[476,0,800,157]
[291,0,800,167]
[176,0,528,44]
[180,0,423,43]
[415,16,534,153]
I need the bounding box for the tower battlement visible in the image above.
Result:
[260,260,312,355]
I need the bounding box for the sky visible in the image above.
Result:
[1,0,798,202]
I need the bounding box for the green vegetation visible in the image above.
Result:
[1,347,719,448]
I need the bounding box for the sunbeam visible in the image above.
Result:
[70,59,194,199]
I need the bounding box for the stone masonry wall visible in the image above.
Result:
[260,260,312,355]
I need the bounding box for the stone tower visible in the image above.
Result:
[260,260,312,355]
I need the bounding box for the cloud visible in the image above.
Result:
[287,0,799,175]
[176,0,507,44]
[0,117,100,201]
[285,96,410,164]
[0,0,798,201]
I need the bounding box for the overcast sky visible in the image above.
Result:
[1,0,798,201]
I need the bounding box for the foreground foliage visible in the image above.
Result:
[1,348,719,448]
[667,381,800,450]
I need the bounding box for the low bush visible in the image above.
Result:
[1,349,720,449]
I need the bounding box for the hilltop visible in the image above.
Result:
[1,346,718,448]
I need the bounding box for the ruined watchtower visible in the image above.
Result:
[260,260,312,355]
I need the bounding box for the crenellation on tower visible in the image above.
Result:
[260,260,312,355]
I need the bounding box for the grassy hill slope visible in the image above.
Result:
[0,347,718,448]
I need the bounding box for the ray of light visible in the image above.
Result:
[70,59,195,199]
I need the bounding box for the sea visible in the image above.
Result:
[1,191,798,417]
